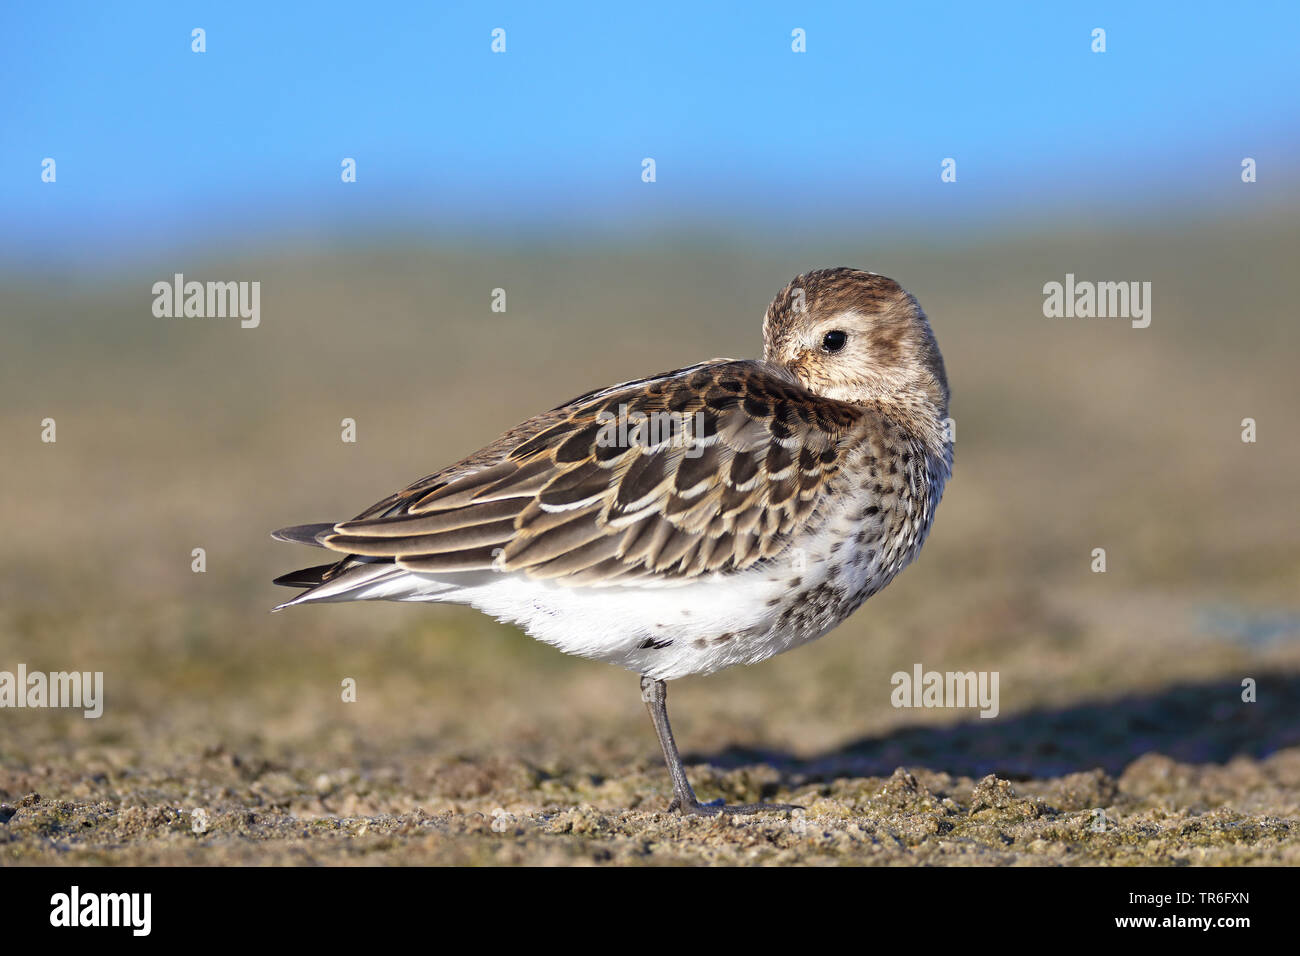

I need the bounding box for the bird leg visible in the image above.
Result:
[639,675,799,816]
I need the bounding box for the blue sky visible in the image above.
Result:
[2,1,1297,264]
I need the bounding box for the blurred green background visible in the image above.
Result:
[3,213,1297,764]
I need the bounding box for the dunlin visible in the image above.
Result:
[273,268,952,815]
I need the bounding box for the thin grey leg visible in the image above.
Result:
[640,675,700,812]
[639,675,800,816]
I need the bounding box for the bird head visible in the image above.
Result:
[762,267,949,415]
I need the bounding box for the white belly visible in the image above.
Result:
[404,571,789,680]
[375,527,900,682]
[349,447,946,681]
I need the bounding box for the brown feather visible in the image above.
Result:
[307,358,865,586]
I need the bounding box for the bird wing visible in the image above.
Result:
[315,360,863,586]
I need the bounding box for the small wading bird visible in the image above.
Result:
[273,268,951,815]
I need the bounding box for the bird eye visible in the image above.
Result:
[821,330,847,353]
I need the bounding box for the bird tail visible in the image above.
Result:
[272,563,337,588]
[270,523,336,548]
[271,522,470,610]
[271,559,414,610]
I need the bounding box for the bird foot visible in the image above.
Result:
[668,795,802,816]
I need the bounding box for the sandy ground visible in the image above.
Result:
[5,737,1299,865]
[2,223,1298,865]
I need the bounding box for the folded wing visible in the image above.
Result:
[305,360,862,588]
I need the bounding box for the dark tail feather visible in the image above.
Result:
[270,523,336,548]
[272,563,337,588]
